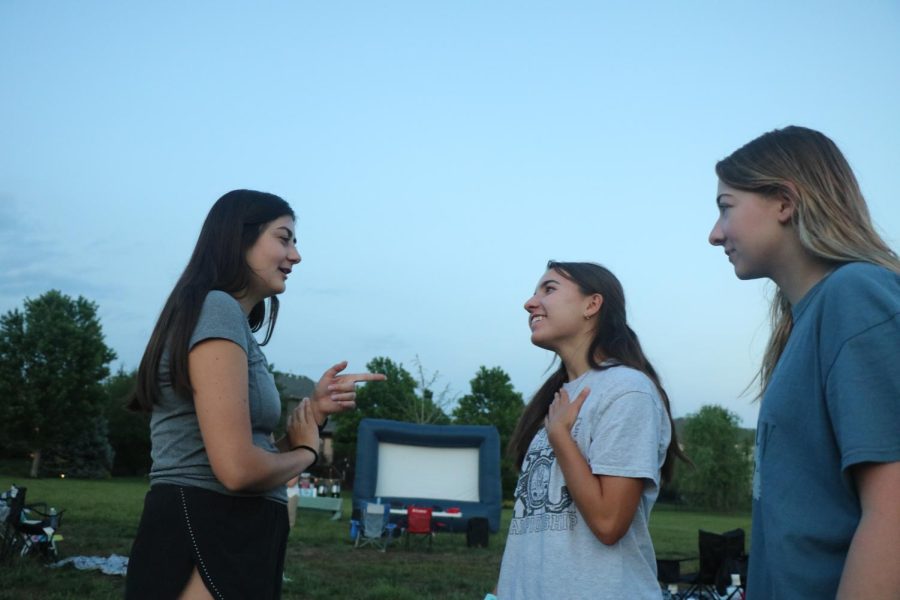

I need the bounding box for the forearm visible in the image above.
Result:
[549,430,634,545]
[215,445,316,493]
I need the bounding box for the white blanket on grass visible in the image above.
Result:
[50,554,129,576]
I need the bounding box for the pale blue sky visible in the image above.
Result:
[2,2,898,427]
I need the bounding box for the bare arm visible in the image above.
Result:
[546,387,645,545]
[190,339,319,493]
[837,461,900,599]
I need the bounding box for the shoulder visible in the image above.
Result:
[580,366,669,445]
[197,291,249,328]
[202,290,244,315]
[815,262,900,335]
[822,262,899,306]
[583,365,659,404]
[822,262,900,311]
[191,291,251,352]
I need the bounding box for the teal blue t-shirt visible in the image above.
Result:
[748,262,900,599]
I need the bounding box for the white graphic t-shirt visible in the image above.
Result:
[497,365,671,600]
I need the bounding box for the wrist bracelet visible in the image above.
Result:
[291,444,318,468]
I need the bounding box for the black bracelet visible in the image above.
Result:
[291,444,318,468]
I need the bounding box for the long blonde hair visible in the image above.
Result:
[716,126,899,391]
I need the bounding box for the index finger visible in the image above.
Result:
[573,386,591,407]
[338,372,388,384]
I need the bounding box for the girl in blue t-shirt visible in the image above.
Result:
[709,126,900,599]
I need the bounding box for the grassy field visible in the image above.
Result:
[0,475,750,599]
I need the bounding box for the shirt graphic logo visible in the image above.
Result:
[509,430,576,535]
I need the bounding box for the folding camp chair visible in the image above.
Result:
[656,556,694,599]
[674,528,746,599]
[0,486,27,563]
[1,486,65,562]
[354,502,396,552]
[404,506,433,551]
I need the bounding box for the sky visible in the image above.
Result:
[2,2,898,428]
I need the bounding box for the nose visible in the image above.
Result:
[709,219,724,247]
[523,294,539,313]
[289,245,301,264]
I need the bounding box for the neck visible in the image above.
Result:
[769,243,836,305]
[555,333,597,382]
[234,290,261,316]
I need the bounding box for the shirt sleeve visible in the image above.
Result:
[826,313,900,472]
[189,291,250,355]
[588,390,663,484]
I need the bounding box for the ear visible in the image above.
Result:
[585,293,604,319]
[775,181,799,225]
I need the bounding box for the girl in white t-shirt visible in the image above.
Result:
[495,261,685,600]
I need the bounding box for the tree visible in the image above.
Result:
[677,405,753,510]
[410,356,454,426]
[453,366,524,499]
[42,414,115,479]
[0,290,117,477]
[332,356,451,481]
[103,367,151,476]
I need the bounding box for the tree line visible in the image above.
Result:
[0,290,753,509]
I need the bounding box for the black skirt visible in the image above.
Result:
[125,484,289,599]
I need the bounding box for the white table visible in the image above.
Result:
[389,508,463,519]
[298,495,342,520]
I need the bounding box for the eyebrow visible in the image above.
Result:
[536,278,561,291]
[275,225,295,239]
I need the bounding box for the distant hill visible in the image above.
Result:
[274,372,315,398]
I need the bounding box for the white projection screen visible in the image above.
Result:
[374,441,480,502]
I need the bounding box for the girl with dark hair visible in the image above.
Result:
[494,261,683,600]
[710,126,900,599]
[125,190,385,599]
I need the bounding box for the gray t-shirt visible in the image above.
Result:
[149,290,287,504]
[497,365,670,600]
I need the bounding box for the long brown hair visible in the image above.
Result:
[129,190,295,412]
[507,261,687,484]
[716,126,899,392]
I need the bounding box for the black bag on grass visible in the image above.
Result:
[466,517,489,548]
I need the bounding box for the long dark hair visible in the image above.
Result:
[129,189,295,412]
[507,261,687,484]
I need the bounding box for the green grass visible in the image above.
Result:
[0,475,750,599]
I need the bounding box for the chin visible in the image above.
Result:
[734,266,766,281]
[530,333,554,351]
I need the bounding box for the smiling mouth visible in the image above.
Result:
[529,315,545,329]
[279,268,291,278]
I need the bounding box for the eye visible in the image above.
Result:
[280,236,291,245]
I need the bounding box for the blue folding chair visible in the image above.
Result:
[354,502,396,552]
